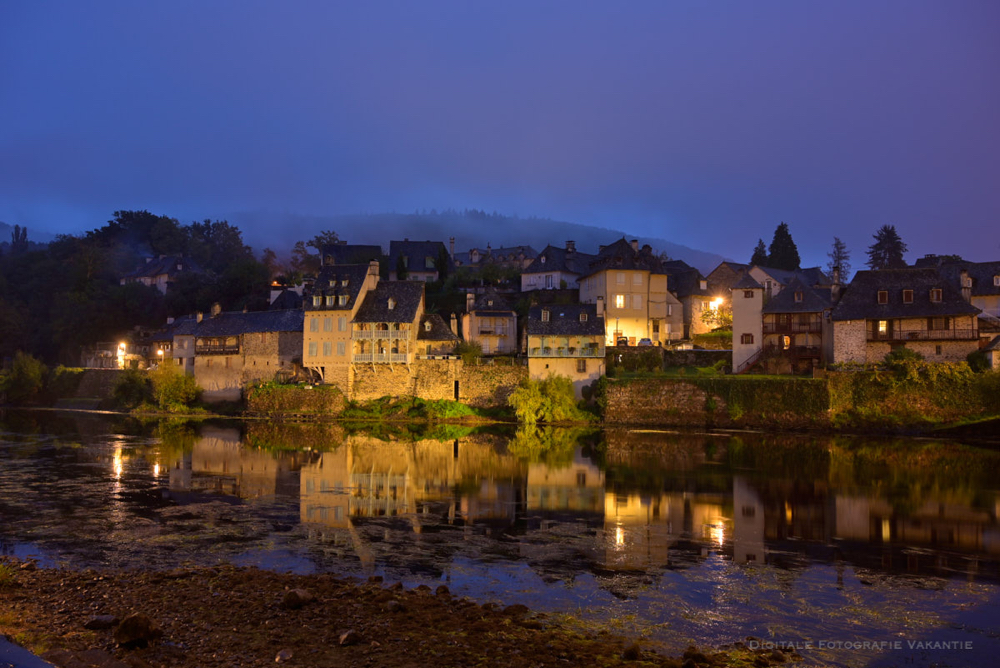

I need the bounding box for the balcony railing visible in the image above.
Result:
[195,344,240,355]
[352,353,410,363]
[763,321,822,334]
[868,329,979,342]
[477,328,510,337]
[353,330,409,340]
[529,347,603,358]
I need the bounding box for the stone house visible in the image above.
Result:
[461,288,518,355]
[934,260,1000,321]
[302,261,381,386]
[388,240,451,282]
[731,274,764,373]
[748,265,830,301]
[120,255,202,294]
[351,281,427,364]
[520,241,596,291]
[577,239,682,345]
[831,268,980,364]
[186,305,304,402]
[526,303,606,398]
[418,313,460,357]
[759,277,836,372]
[660,259,714,339]
[453,243,538,271]
[706,261,749,297]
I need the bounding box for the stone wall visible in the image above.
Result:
[458,363,527,408]
[349,359,527,408]
[832,320,867,363]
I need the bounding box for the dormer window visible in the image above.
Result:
[700,280,708,290]
[877,291,888,304]
[338,295,348,306]
[541,309,550,322]
[487,300,493,306]
[341,279,349,287]
[579,313,588,322]
[424,321,432,332]
[325,295,334,306]
[902,289,913,304]
[930,288,942,303]
[425,256,434,269]
[388,297,396,310]
[794,291,803,303]
[540,255,546,264]
[994,275,1000,287]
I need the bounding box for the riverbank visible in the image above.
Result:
[0,559,793,668]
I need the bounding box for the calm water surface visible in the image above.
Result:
[1,410,999,667]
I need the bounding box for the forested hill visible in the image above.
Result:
[232,210,728,274]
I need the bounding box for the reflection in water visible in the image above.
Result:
[1,412,1000,667]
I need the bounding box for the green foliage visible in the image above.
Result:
[867,224,908,269]
[767,222,801,270]
[505,424,595,467]
[700,304,732,331]
[605,348,663,376]
[0,562,16,587]
[1,352,47,404]
[455,339,483,364]
[149,365,200,411]
[691,331,732,349]
[508,376,593,424]
[112,369,153,409]
[688,376,830,420]
[966,349,990,373]
[45,366,86,400]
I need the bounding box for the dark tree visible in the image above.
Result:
[10,224,28,254]
[395,254,408,280]
[750,239,768,266]
[866,225,909,270]
[826,237,851,282]
[767,223,800,270]
[306,230,339,253]
[435,245,450,281]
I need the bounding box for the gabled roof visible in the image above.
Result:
[753,265,831,287]
[388,240,450,274]
[522,245,597,276]
[418,314,459,342]
[526,304,605,336]
[309,263,373,310]
[270,289,303,310]
[832,269,980,321]
[353,281,424,324]
[733,274,763,290]
[194,309,304,337]
[321,243,382,265]
[469,288,515,315]
[579,238,661,278]
[461,245,538,266]
[762,277,833,314]
[122,254,203,281]
[661,259,711,298]
[937,261,1000,297]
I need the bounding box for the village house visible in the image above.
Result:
[748,265,830,300]
[706,261,749,298]
[660,259,715,339]
[759,276,836,372]
[520,241,596,291]
[322,241,383,267]
[453,243,538,271]
[120,254,202,294]
[577,239,682,346]
[526,303,606,398]
[831,268,980,364]
[302,261,381,386]
[351,281,427,364]
[387,239,451,282]
[731,274,765,373]
[417,313,460,357]
[461,288,518,355]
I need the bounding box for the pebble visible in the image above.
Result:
[113,612,163,648]
[83,614,120,630]
[435,585,450,596]
[281,589,315,610]
[339,629,361,646]
[385,600,404,613]
[275,649,293,663]
[622,643,641,661]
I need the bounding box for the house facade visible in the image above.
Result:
[526,304,606,398]
[520,242,596,291]
[748,266,830,300]
[831,269,980,364]
[418,313,460,357]
[660,259,714,338]
[351,281,426,365]
[388,240,450,282]
[759,277,835,372]
[731,274,764,373]
[461,289,518,355]
[120,255,202,294]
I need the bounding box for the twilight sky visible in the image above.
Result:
[1,1,998,266]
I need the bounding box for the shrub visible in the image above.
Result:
[1,352,47,404]
[112,368,153,409]
[967,349,990,373]
[46,366,86,401]
[149,365,200,411]
[455,340,483,365]
[508,375,593,424]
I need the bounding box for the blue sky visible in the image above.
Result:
[1,1,997,265]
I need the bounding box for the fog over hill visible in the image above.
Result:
[232,210,729,274]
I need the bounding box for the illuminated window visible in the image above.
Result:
[615,294,625,308]
[877,291,888,304]
[902,290,913,304]
[312,296,321,307]
[325,295,334,306]
[579,313,588,322]
[878,320,888,334]
[994,275,1000,287]
[930,289,942,302]
[794,291,803,303]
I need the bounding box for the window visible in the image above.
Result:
[877,291,888,304]
[744,290,754,298]
[325,295,334,306]
[338,317,347,331]
[487,299,493,306]
[616,272,625,285]
[928,317,949,330]
[337,341,345,356]
[576,359,587,373]
[309,318,318,332]
[794,291,803,303]
[935,345,943,355]
[902,290,913,304]
[994,275,1000,287]
[930,288,942,303]
[615,294,625,308]
[323,318,332,332]
[541,309,550,322]
[545,275,553,288]
[667,304,673,316]
[579,313,588,322]
[740,333,754,344]
[308,342,318,357]
[632,294,642,310]
[425,256,435,269]
[388,297,396,310]
[652,320,659,334]
[312,296,321,307]
[323,342,332,356]
[341,279,349,287]
[338,295,348,306]
[700,280,708,290]
[424,321,432,332]
[878,320,888,334]
[633,273,641,285]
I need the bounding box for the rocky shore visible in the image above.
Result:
[0,558,799,668]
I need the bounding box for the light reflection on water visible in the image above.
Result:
[1,411,999,668]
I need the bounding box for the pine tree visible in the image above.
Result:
[766,222,800,271]
[826,237,851,282]
[750,239,768,266]
[866,225,908,270]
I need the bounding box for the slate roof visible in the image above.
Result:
[579,238,662,278]
[388,240,451,274]
[762,277,833,314]
[270,289,303,310]
[309,263,373,311]
[522,245,597,276]
[194,309,304,337]
[321,243,382,266]
[469,288,515,315]
[458,245,537,266]
[936,261,1000,297]
[150,315,198,342]
[832,269,980,321]
[754,265,831,287]
[418,314,459,342]
[121,255,203,281]
[984,335,1000,352]
[353,281,424,324]
[733,274,763,290]
[526,304,605,336]
[661,260,711,298]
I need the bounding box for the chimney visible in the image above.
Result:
[166,317,175,325]
[832,265,841,286]
[960,268,972,302]
[211,302,222,317]
[450,313,459,336]
[596,296,605,317]
[631,239,638,252]
[449,236,455,258]
[466,292,475,312]
[830,266,842,303]
[196,311,203,323]
[566,240,576,253]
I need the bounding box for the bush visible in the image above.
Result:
[967,349,990,373]
[455,340,483,365]
[112,368,153,409]
[46,366,86,401]
[508,376,593,424]
[149,365,200,411]
[0,352,47,404]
